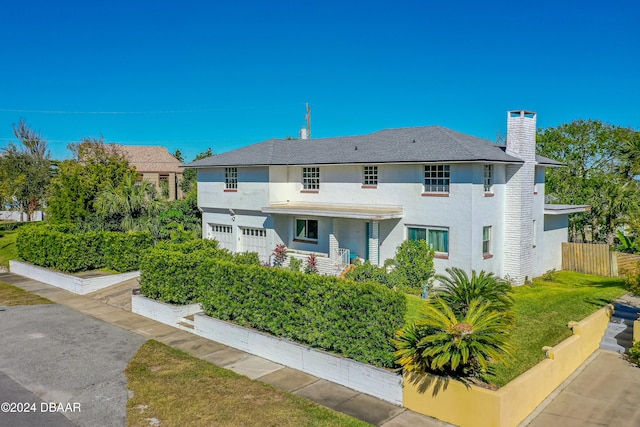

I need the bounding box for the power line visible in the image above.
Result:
[0,104,301,115]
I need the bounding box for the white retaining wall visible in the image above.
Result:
[194,313,403,404]
[131,294,202,331]
[130,294,402,405]
[9,260,140,295]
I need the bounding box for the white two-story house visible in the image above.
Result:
[187,110,586,284]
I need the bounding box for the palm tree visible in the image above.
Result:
[95,173,164,233]
[434,267,514,318]
[394,297,513,381]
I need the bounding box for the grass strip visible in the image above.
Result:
[125,340,370,427]
[0,281,53,306]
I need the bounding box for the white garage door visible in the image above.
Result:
[240,227,268,261]
[209,224,233,251]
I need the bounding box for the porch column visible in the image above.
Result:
[329,219,339,261]
[368,221,380,266]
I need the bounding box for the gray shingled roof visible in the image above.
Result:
[186,126,563,167]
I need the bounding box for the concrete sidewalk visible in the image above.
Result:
[0,272,451,427]
[522,350,640,427]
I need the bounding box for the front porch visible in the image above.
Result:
[263,202,403,276]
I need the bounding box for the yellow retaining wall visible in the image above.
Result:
[403,305,613,427]
[635,319,640,343]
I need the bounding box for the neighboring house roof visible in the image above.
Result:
[114,145,183,173]
[186,126,562,168]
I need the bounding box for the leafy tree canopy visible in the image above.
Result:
[181,148,213,194]
[0,120,51,220]
[537,119,640,243]
[47,137,133,223]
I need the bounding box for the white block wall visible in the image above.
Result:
[503,111,537,284]
[9,260,140,295]
[194,313,403,404]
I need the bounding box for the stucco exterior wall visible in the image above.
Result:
[537,214,568,275]
[270,163,506,275]
[197,156,562,279]
[199,167,270,212]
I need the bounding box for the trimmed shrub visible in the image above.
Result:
[154,238,225,255]
[17,226,103,272]
[140,245,407,368]
[139,249,209,304]
[102,231,154,272]
[17,225,152,273]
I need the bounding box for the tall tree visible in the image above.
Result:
[95,173,165,233]
[180,148,213,194]
[0,120,51,221]
[537,120,640,243]
[47,137,133,223]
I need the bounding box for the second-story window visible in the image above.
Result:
[424,164,450,193]
[225,167,237,189]
[363,166,378,186]
[484,165,493,192]
[302,167,320,190]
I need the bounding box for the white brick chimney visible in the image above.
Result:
[503,110,537,285]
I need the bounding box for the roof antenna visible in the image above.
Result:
[306,103,311,139]
[299,103,312,140]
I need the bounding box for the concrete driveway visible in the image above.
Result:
[0,304,146,427]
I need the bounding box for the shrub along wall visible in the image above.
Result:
[139,245,407,368]
[17,225,153,273]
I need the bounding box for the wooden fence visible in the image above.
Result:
[616,252,640,276]
[562,242,640,277]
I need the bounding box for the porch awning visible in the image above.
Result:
[544,204,591,215]
[262,203,404,220]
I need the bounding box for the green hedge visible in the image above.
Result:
[139,249,209,304]
[102,232,154,272]
[139,246,406,368]
[139,241,261,305]
[17,225,153,273]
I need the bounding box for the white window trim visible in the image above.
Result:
[482,226,492,257]
[302,167,320,191]
[295,218,319,242]
[484,164,493,193]
[406,225,449,256]
[225,167,238,189]
[424,164,450,193]
[363,165,378,186]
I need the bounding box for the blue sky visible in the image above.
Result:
[1,0,638,162]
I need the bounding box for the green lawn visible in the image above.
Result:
[126,340,369,427]
[0,229,18,268]
[403,270,627,387]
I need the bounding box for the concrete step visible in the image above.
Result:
[610,316,636,327]
[604,328,634,341]
[177,321,195,330]
[601,336,632,352]
[612,303,640,314]
[601,341,627,353]
[612,310,639,321]
[177,314,197,330]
